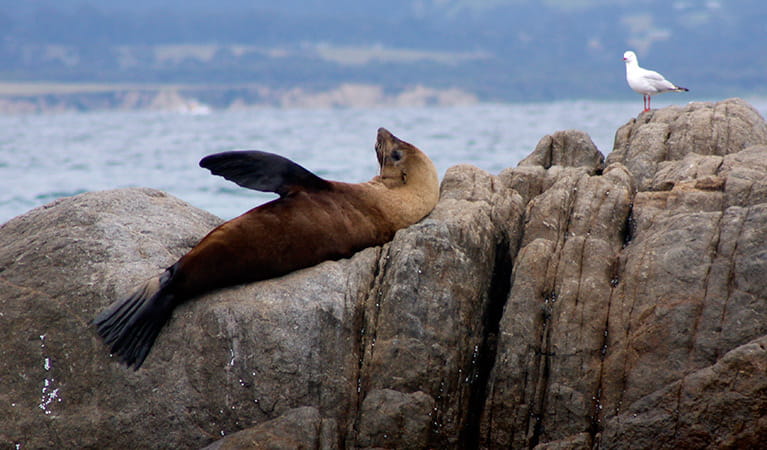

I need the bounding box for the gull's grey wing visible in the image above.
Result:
[641,68,667,82]
[199,151,332,197]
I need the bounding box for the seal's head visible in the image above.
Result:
[375,127,438,191]
[373,127,439,226]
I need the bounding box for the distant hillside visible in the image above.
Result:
[0,0,765,104]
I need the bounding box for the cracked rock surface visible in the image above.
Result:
[1,98,766,449]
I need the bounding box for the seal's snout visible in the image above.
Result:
[375,127,392,166]
[376,127,407,164]
[376,127,402,149]
[377,127,393,141]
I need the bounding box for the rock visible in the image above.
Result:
[355,389,434,448]
[2,98,766,449]
[0,186,383,448]
[353,164,524,447]
[518,129,604,174]
[481,154,635,448]
[596,143,767,448]
[606,98,767,191]
[505,130,605,204]
[599,336,767,449]
[202,406,337,450]
[0,166,523,448]
[480,99,767,448]
[0,188,224,448]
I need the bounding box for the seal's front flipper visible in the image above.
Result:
[200,151,332,197]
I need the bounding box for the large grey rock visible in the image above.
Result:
[607,97,767,191]
[202,406,337,450]
[518,129,604,174]
[596,144,767,449]
[0,186,386,448]
[600,335,767,449]
[348,163,524,447]
[482,150,635,448]
[354,389,434,448]
[503,129,604,204]
[0,165,523,448]
[2,98,766,449]
[480,99,767,448]
[0,188,223,448]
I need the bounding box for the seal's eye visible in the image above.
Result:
[390,150,403,161]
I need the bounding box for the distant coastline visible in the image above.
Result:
[0,82,478,114]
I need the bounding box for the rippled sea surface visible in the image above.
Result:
[2,98,765,224]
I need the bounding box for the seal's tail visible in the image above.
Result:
[94,270,176,370]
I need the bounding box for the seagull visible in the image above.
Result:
[623,50,688,112]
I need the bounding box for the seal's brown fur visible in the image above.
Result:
[94,128,439,369]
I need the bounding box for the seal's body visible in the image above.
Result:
[94,128,439,369]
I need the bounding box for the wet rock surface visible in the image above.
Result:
[1,98,766,449]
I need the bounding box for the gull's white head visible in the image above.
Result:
[623,50,637,64]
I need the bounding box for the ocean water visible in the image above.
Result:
[2,98,765,224]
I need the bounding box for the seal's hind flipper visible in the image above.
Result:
[200,151,332,197]
[94,271,176,370]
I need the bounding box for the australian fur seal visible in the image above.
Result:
[94,128,439,369]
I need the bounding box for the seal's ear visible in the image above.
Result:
[200,151,332,197]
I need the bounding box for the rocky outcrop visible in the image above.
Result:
[1,98,766,449]
[607,98,767,191]
[480,99,767,449]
